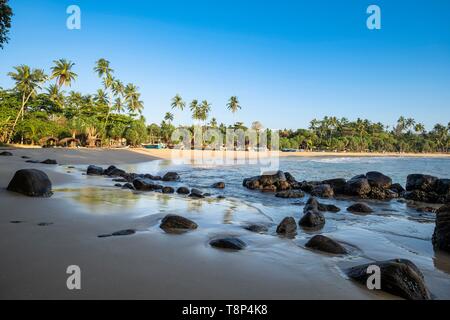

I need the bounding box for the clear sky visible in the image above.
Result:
[1,0,449,130]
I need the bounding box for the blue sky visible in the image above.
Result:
[1,0,449,130]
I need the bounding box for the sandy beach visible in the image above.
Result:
[1,147,450,300]
[0,147,398,300]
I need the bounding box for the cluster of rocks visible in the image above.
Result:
[243,170,403,201]
[404,174,450,204]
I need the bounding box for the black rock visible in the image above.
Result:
[276,217,297,235]
[21,156,30,159]
[299,210,325,229]
[114,183,122,187]
[346,259,431,300]
[162,172,180,181]
[132,178,162,191]
[98,229,136,238]
[176,186,190,194]
[317,203,341,213]
[366,171,392,189]
[7,169,53,197]
[104,165,126,177]
[212,181,225,189]
[87,165,104,175]
[432,204,450,253]
[436,179,450,195]
[41,159,57,165]
[217,195,226,199]
[160,214,198,232]
[25,160,40,163]
[112,178,128,183]
[284,172,298,184]
[0,151,13,156]
[243,176,261,189]
[189,188,204,198]
[122,183,135,190]
[311,184,334,198]
[244,224,269,233]
[347,203,373,214]
[305,235,347,254]
[404,190,439,203]
[406,174,438,192]
[162,186,175,194]
[275,190,305,198]
[344,175,371,197]
[390,183,405,194]
[303,197,319,212]
[322,178,346,194]
[210,237,246,250]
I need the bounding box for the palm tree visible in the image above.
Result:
[414,123,425,134]
[227,96,241,114]
[190,99,201,122]
[200,100,211,123]
[164,112,174,124]
[50,59,77,88]
[94,58,113,78]
[7,65,47,143]
[209,117,218,128]
[112,97,125,114]
[46,84,65,110]
[171,94,185,111]
[94,89,109,106]
[124,83,144,114]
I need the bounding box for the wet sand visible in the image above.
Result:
[0,148,437,299]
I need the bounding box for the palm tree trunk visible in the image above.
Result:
[7,93,27,144]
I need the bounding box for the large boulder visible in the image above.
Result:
[243,176,260,190]
[276,217,297,235]
[159,214,198,232]
[176,186,190,195]
[87,165,104,175]
[305,235,347,254]
[210,237,246,250]
[390,183,405,194]
[162,172,180,181]
[436,179,450,195]
[346,259,431,300]
[317,203,341,213]
[406,174,438,192]
[366,171,392,189]
[432,205,450,253]
[189,188,205,198]
[162,186,175,194]
[311,184,334,198]
[344,175,371,197]
[404,190,439,203]
[322,178,346,195]
[104,165,126,177]
[303,197,319,212]
[7,169,53,197]
[299,210,325,229]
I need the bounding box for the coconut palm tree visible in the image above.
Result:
[112,97,125,114]
[209,117,218,128]
[190,99,201,122]
[171,94,185,111]
[94,89,109,106]
[164,112,174,124]
[94,58,113,79]
[124,83,144,115]
[7,65,47,143]
[46,84,65,110]
[414,123,425,134]
[50,59,77,88]
[227,96,241,114]
[200,100,211,122]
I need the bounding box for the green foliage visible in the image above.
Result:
[0,0,12,49]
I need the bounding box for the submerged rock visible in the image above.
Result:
[243,171,297,192]
[305,235,347,254]
[244,224,269,233]
[159,214,198,232]
[122,183,135,190]
[87,165,104,175]
[176,186,190,194]
[189,188,205,198]
[317,203,341,213]
[7,169,53,197]
[162,172,180,181]
[162,186,175,194]
[114,183,122,187]
[210,237,246,250]
[276,217,297,235]
[432,204,450,253]
[0,151,13,156]
[346,259,431,300]
[212,181,225,189]
[41,159,57,165]
[347,203,374,214]
[98,229,136,238]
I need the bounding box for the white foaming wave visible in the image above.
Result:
[309,157,384,164]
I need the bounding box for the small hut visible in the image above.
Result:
[59,137,80,148]
[40,137,59,148]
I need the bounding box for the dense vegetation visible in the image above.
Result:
[0,58,448,153]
